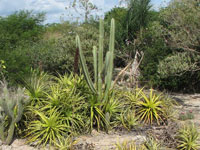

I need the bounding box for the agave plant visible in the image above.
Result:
[27,108,69,146]
[76,19,115,130]
[136,89,166,125]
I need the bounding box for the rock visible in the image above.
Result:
[1,145,12,150]
[91,129,99,136]
[11,139,25,148]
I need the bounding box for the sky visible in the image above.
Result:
[0,0,171,24]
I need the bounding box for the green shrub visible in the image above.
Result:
[28,22,103,75]
[0,10,44,49]
[0,10,45,84]
[23,73,90,146]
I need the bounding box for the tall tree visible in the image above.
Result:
[126,0,152,40]
[66,0,99,22]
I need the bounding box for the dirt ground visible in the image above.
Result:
[1,93,200,150]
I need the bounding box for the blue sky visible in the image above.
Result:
[0,0,171,24]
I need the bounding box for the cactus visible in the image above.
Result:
[76,18,115,103]
[0,82,28,145]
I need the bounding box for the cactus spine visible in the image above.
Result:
[76,18,115,102]
[0,83,28,145]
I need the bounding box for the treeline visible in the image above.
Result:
[0,0,199,92]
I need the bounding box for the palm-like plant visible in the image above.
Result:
[27,108,68,146]
[136,89,165,125]
[126,0,152,40]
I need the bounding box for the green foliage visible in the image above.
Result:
[126,89,173,125]
[0,60,6,79]
[24,73,89,146]
[136,89,169,125]
[144,137,160,150]
[177,123,200,150]
[148,0,200,91]
[54,136,76,150]
[115,140,146,150]
[138,20,172,87]
[119,109,138,130]
[44,76,87,133]
[0,82,29,145]
[0,10,44,49]
[29,22,101,75]
[105,7,127,46]
[0,10,45,84]
[158,52,200,78]
[27,108,68,146]
[126,0,152,40]
[160,0,200,53]
[1,44,33,85]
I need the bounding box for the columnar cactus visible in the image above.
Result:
[0,83,28,145]
[76,18,115,103]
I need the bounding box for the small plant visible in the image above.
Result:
[42,74,88,133]
[178,110,194,121]
[125,88,144,108]
[135,89,166,125]
[119,109,139,130]
[21,70,51,106]
[54,136,77,150]
[27,108,69,146]
[0,82,29,145]
[144,137,161,150]
[176,123,200,150]
[115,140,146,150]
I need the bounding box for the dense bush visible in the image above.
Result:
[0,10,45,84]
[0,10,44,49]
[153,0,200,92]
[138,21,172,87]
[29,22,107,75]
